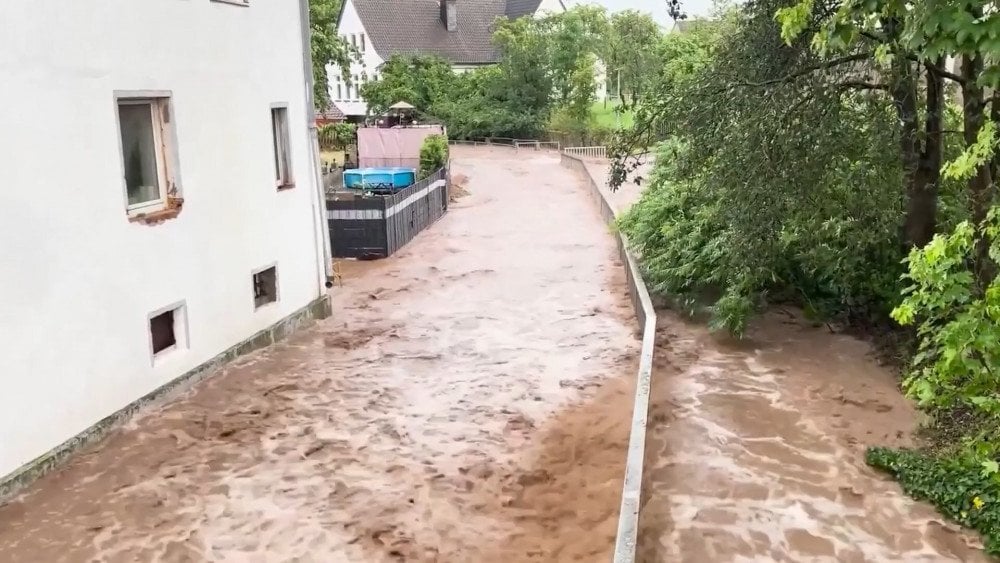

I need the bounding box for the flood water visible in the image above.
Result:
[638,310,990,562]
[0,147,638,562]
[1,148,991,562]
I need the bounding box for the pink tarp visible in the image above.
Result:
[357,126,444,169]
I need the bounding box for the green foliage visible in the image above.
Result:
[891,210,1000,415]
[944,121,999,182]
[318,122,356,150]
[359,55,457,117]
[354,6,622,140]
[419,134,449,179]
[867,447,1000,554]
[606,11,662,108]
[615,0,906,334]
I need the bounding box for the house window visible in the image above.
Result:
[271,105,293,189]
[360,34,366,52]
[351,34,357,49]
[148,302,187,361]
[336,82,342,101]
[352,75,359,100]
[252,265,279,309]
[116,96,176,213]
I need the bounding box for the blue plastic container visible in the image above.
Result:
[343,167,416,192]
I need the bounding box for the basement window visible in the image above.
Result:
[117,96,178,214]
[253,265,279,309]
[148,302,187,360]
[271,105,293,189]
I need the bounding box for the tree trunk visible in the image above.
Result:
[961,53,996,284]
[892,57,928,248]
[904,59,945,248]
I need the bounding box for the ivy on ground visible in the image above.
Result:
[867,447,1000,554]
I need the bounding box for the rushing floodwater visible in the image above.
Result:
[1,147,992,562]
[584,156,990,562]
[0,147,638,562]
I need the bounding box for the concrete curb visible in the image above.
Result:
[560,152,656,563]
[0,295,332,502]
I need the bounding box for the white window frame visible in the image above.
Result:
[113,92,180,215]
[147,300,188,366]
[251,262,280,310]
[271,103,294,189]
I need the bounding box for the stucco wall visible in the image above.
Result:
[0,0,326,479]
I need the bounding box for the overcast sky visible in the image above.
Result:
[564,0,718,27]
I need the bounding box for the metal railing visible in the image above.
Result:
[562,146,608,159]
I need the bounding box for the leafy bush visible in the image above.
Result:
[892,209,1000,417]
[318,123,355,150]
[419,134,449,179]
[867,447,1000,554]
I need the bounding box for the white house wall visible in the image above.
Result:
[331,0,384,117]
[0,0,326,479]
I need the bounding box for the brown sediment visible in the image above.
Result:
[638,309,991,562]
[0,147,637,562]
[449,172,471,201]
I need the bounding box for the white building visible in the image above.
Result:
[330,0,572,119]
[0,0,332,487]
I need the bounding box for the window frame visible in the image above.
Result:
[270,103,294,190]
[113,91,180,216]
[251,263,280,310]
[147,300,188,365]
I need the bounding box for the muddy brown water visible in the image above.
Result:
[1,148,991,563]
[580,156,989,563]
[638,310,990,562]
[0,147,638,562]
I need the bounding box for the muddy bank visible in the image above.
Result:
[0,147,637,562]
[639,307,989,562]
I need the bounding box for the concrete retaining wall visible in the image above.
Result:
[560,152,656,563]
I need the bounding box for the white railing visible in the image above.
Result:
[562,146,608,159]
[513,140,561,151]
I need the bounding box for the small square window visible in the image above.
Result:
[117,97,176,213]
[148,302,187,360]
[252,265,279,309]
[271,106,293,189]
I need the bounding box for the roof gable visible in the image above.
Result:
[349,0,541,64]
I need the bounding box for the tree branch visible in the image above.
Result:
[836,80,889,90]
[735,53,873,88]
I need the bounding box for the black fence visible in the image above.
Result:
[326,167,448,259]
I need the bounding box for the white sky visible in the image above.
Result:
[564,0,718,27]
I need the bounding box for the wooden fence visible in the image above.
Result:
[326,168,448,259]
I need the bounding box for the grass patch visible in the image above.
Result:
[591,100,633,129]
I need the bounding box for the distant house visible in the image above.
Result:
[330,0,570,118]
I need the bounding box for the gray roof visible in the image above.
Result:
[349,0,543,64]
[505,0,543,18]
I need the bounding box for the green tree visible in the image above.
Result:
[419,134,449,178]
[359,55,456,117]
[606,10,662,108]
